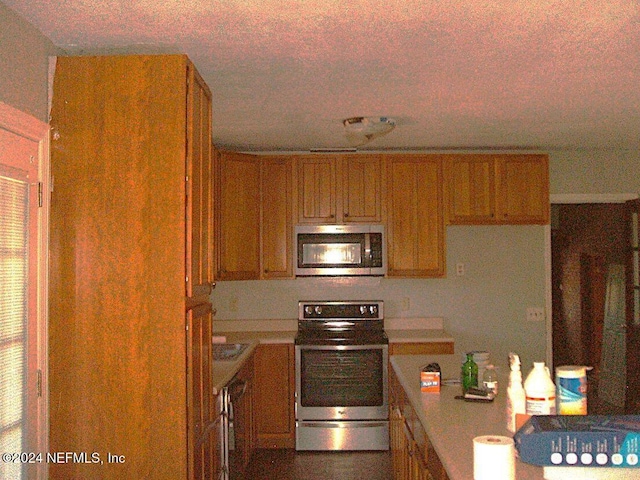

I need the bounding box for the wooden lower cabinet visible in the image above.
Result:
[253,344,296,448]
[390,367,449,480]
[187,303,216,480]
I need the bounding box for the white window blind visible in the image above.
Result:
[0,173,29,480]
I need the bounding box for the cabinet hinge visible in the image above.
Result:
[38,182,43,207]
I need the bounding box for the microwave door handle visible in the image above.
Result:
[364,233,372,265]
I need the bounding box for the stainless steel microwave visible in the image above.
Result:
[294,224,386,276]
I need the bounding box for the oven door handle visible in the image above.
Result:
[298,421,389,428]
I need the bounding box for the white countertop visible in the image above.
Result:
[214,316,453,344]
[212,339,259,396]
[391,354,544,480]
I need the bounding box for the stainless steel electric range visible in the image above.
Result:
[294,300,389,451]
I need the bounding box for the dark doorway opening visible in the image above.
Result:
[551,203,627,414]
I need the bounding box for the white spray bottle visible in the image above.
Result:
[506,353,526,433]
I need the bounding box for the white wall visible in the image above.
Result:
[213,225,547,370]
[0,2,58,121]
[549,149,640,194]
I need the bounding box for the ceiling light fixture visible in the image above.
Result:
[343,116,396,146]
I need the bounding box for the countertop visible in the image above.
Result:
[212,316,453,345]
[391,354,544,480]
[212,339,259,396]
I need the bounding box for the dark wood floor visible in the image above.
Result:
[243,449,393,480]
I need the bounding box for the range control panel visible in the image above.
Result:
[298,301,383,320]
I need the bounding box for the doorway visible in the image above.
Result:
[0,103,49,479]
[551,202,631,414]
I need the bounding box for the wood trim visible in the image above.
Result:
[0,101,50,480]
[389,342,454,355]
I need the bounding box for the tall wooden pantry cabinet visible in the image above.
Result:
[49,55,214,480]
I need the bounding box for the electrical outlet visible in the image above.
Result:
[229,297,238,313]
[456,263,465,276]
[401,297,410,311]
[526,307,545,322]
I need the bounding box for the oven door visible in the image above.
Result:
[295,344,388,421]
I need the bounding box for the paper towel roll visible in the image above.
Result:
[473,435,515,480]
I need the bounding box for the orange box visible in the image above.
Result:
[420,371,441,393]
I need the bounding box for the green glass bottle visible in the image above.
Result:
[461,353,478,394]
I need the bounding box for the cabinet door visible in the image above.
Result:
[261,156,294,278]
[49,54,190,480]
[386,155,445,277]
[217,152,261,279]
[446,155,495,224]
[187,303,214,480]
[496,154,549,224]
[186,65,213,298]
[230,354,255,475]
[253,344,295,448]
[341,154,383,223]
[298,155,337,223]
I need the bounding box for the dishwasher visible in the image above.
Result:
[217,376,249,480]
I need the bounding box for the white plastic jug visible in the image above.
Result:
[524,362,556,415]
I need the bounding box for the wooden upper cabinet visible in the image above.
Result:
[298,155,337,223]
[186,68,214,299]
[385,155,445,278]
[216,152,261,280]
[341,154,383,223]
[261,156,295,278]
[446,155,495,223]
[446,154,549,225]
[297,154,382,224]
[496,154,549,224]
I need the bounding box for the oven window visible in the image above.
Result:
[299,348,384,407]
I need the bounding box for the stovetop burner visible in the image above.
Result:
[295,301,387,346]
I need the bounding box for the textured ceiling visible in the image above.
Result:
[5,0,640,151]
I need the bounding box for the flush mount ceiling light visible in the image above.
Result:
[343,116,396,146]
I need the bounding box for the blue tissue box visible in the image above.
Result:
[514,415,640,468]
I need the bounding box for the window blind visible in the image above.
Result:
[0,174,28,480]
